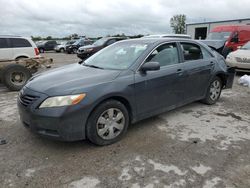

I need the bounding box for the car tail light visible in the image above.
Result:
[34,48,39,56]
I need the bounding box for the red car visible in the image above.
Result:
[202,25,250,57]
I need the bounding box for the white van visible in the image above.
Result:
[0,36,40,61]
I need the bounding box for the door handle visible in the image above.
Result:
[176,69,183,75]
[177,68,182,72]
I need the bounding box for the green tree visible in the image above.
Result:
[46,36,52,40]
[170,14,186,34]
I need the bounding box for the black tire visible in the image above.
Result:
[1,64,32,91]
[202,76,222,105]
[72,48,78,54]
[86,100,129,146]
[39,48,45,53]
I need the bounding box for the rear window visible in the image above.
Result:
[10,38,32,48]
[0,38,9,48]
[181,42,203,61]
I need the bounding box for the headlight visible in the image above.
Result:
[39,94,86,108]
[85,48,93,52]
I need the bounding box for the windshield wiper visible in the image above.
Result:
[82,63,104,69]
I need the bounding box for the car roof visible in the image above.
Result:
[121,37,193,44]
[0,35,29,39]
[143,34,191,39]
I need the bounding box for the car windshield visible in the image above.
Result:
[84,42,149,70]
[241,41,250,50]
[206,32,232,40]
[93,38,108,46]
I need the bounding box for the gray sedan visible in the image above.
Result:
[18,38,235,145]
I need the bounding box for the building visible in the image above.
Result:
[186,18,250,39]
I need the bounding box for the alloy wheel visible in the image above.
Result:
[209,80,221,101]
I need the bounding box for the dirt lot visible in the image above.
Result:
[1,52,250,188]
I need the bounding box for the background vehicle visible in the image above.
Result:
[66,38,93,54]
[37,40,58,53]
[0,36,40,61]
[201,25,250,58]
[54,40,76,52]
[18,38,234,145]
[226,41,250,71]
[143,34,191,39]
[77,37,126,60]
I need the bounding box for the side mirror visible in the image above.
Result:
[140,62,160,72]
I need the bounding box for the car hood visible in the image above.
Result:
[200,40,226,50]
[229,49,250,58]
[25,63,121,95]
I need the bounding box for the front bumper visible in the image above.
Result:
[77,51,92,60]
[17,87,89,141]
[226,60,250,70]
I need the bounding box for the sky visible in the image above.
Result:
[0,0,250,38]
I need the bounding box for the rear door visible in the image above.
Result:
[180,42,214,101]
[134,42,186,118]
[9,38,33,59]
[0,38,13,61]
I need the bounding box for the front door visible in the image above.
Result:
[134,42,185,119]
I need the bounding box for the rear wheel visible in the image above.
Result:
[202,76,222,105]
[86,100,129,146]
[39,48,45,53]
[1,64,32,91]
[60,48,65,53]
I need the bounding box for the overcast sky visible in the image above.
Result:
[1,0,250,37]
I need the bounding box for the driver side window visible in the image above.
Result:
[145,43,179,67]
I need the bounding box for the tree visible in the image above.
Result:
[170,14,186,34]
[46,36,52,40]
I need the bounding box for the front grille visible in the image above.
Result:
[19,94,39,107]
[235,57,250,63]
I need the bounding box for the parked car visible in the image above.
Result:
[54,40,76,53]
[226,41,250,71]
[143,34,191,39]
[201,25,250,58]
[66,39,93,54]
[37,40,58,53]
[18,38,234,146]
[0,35,39,61]
[77,37,126,60]
[0,36,53,91]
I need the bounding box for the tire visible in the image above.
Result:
[72,48,78,54]
[1,64,32,91]
[86,100,129,146]
[202,76,222,105]
[60,48,65,53]
[39,48,45,53]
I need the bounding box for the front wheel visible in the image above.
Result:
[86,100,129,146]
[73,48,78,54]
[202,76,222,105]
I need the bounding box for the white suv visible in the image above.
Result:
[0,36,40,61]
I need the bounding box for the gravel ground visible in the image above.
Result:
[0,52,250,188]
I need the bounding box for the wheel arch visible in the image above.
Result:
[87,95,134,126]
[15,55,29,60]
[215,72,228,88]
